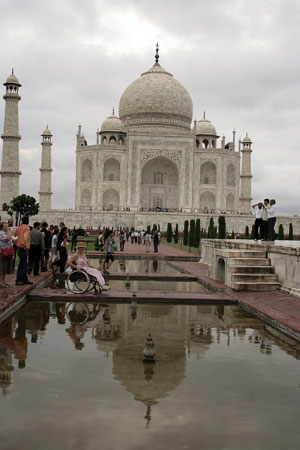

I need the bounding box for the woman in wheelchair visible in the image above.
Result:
[67,242,110,290]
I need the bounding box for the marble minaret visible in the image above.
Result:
[239,133,252,213]
[0,70,22,207]
[39,126,53,210]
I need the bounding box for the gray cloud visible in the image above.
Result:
[0,0,299,213]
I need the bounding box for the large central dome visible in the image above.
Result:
[119,56,193,131]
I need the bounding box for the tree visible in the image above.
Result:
[166,223,172,243]
[94,236,100,251]
[152,224,157,235]
[245,226,249,239]
[288,223,293,240]
[231,230,235,239]
[174,223,179,244]
[194,218,201,247]
[207,217,215,238]
[278,224,284,240]
[218,216,226,239]
[189,219,195,247]
[183,220,189,246]
[251,224,255,239]
[3,194,39,226]
[147,225,151,234]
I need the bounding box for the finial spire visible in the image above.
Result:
[112,106,115,115]
[12,68,14,75]
[203,110,206,119]
[155,43,159,64]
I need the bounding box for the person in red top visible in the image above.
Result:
[14,216,33,285]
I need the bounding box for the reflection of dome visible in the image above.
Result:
[5,72,21,86]
[196,115,217,136]
[119,60,193,130]
[101,113,126,133]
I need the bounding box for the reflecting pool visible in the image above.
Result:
[0,302,300,450]
[87,258,181,274]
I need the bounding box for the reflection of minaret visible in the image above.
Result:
[39,126,53,210]
[0,70,22,207]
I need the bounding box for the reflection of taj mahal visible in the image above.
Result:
[75,46,252,215]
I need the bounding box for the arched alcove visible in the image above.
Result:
[227,163,236,186]
[103,158,120,182]
[200,191,216,211]
[141,156,179,210]
[103,189,120,210]
[200,161,217,185]
[109,136,116,144]
[226,193,235,212]
[217,258,225,283]
[81,188,91,205]
[81,159,92,182]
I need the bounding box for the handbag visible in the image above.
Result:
[1,247,15,258]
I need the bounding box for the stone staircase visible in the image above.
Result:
[226,250,281,291]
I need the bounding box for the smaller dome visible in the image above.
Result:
[242,133,252,143]
[42,126,52,136]
[196,114,217,136]
[4,72,21,86]
[101,112,126,133]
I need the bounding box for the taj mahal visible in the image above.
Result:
[0,47,299,233]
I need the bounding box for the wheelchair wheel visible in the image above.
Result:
[66,303,89,324]
[67,270,90,294]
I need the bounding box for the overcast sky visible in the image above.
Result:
[0,0,299,215]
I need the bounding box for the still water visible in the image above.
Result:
[106,279,208,292]
[0,302,299,450]
[88,258,181,274]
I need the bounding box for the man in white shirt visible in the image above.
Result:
[267,199,277,241]
[252,202,263,241]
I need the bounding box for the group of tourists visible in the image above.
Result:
[0,218,116,290]
[252,199,277,241]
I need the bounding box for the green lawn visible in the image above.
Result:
[161,238,201,255]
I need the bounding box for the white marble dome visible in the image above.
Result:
[42,126,52,136]
[196,116,217,136]
[119,62,193,130]
[5,73,20,86]
[101,113,126,133]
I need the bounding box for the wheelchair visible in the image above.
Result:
[66,269,103,294]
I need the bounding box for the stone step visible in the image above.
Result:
[217,250,266,259]
[232,273,279,283]
[230,265,275,274]
[228,258,271,266]
[232,281,281,291]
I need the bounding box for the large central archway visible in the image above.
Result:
[140,156,179,210]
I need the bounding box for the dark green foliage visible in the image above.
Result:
[231,230,235,239]
[214,226,217,238]
[207,217,215,238]
[251,224,255,239]
[183,220,189,246]
[158,224,160,232]
[174,224,179,244]
[147,225,151,234]
[245,226,249,238]
[3,194,39,226]
[288,223,293,240]
[152,224,157,235]
[94,236,100,251]
[278,224,284,240]
[189,219,195,247]
[166,223,172,243]
[218,216,226,239]
[194,219,201,247]
[77,228,85,236]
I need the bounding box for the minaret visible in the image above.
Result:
[0,70,22,207]
[239,133,252,213]
[39,126,53,210]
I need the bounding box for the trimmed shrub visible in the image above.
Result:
[183,220,189,246]
[166,223,172,243]
[147,225,151,234]
[152,224,157,235]
[245,226,249,239]
[194,219,201,247]
[77,228,85,236]
[218,216,226,239]
[189,219,195,247]
[278,224,284,240]
[208,218,215,238]
[94,237,100,251]
[251,224,255,239]
[174,224,179,244]
[231,230,235,239]
[288,223,293,240]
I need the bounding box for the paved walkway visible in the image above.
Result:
[1,241,300,342]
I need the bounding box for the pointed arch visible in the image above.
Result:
[81,159,92,181]
[226,193,235,212]
[104,158,120,181]
[227,163,236,186]
[200,191,216,211]
[200,161,217,184]
[103,188,120,210]
[81,188,91,205]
